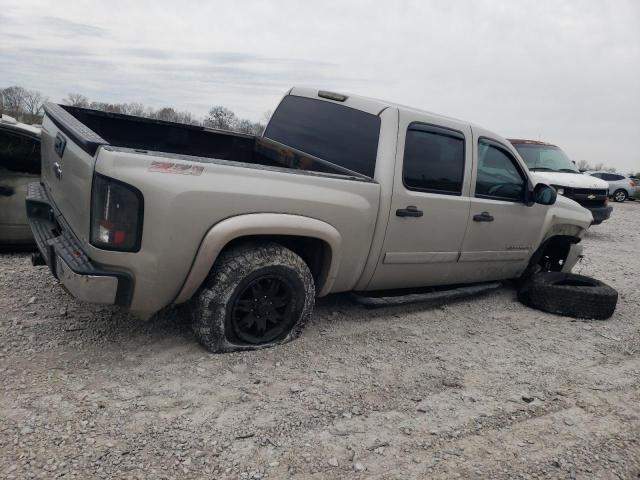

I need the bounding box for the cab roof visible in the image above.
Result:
[287,87,517,152]
[289,87,471,129]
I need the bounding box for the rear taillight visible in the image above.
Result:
[91,174,143,251]
[630,180,636,187]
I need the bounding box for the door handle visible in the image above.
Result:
[396,206,423,217]
[53,162,62,180]
[473,212,494,222]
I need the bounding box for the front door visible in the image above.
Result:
[367,117,473,290]
[459,135,546,281]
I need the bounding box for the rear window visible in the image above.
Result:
[264,95,381,177]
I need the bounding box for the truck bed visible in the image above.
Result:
[48,104,366,179]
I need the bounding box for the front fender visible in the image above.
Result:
[174,213,342,303]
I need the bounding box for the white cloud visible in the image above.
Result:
[1,0,638,171]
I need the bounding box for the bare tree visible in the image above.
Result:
[123,102,147,117]
[1,86,28,118]
[0,86,47,123]
[154,107,179,122]
[175,111,200,126]
[22,90,48,123]
[576,159,591,171]
[204,106,237,130]
[593,162,604,171]
[63,93,90,108]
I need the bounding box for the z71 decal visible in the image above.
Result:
[149,161,204,176]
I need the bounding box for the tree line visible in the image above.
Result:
[1,85,269,135]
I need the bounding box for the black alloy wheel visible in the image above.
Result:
[229,274,296,345]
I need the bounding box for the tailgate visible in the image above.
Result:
[40,103,108,242]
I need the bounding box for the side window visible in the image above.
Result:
[590,173,603,179]
[601,173,615,181]
[0,130,41,175]
[475,139,526,202]
[612,174,625,181]
[403,126,465,195]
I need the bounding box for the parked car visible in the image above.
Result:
[508,139,612,225]
[585,171,636,202]
[0,114,41,245]
[27,87,592,352]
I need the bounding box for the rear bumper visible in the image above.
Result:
[25,182,132,305]
[587,205,613,225]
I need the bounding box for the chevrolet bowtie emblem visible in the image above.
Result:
[587,194,596,199]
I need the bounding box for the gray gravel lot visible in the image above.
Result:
[1,202,639,479]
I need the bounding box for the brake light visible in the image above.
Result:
[91,174,144,251]
[630,180,636,187]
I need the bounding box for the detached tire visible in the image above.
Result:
[518,272,617,320]
[192,242,315,353]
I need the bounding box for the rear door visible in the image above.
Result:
[367,112,472,290]
[459,134,545,280]
[0,127,41,242]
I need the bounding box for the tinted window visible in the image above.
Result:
[264,95,381,177]
[476,140,525,201]
[403,127,465,194]
[0,129,41,175]
[600,173,620,181]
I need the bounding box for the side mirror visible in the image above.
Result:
[532,183,557,206]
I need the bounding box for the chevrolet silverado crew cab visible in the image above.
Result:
[27,88,592,352]
[508,139,612,225]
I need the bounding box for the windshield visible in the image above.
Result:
[512,144,579,173]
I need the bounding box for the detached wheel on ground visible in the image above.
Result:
[612,189,628,202]
[518,272,617,320]
[191,242,315,353]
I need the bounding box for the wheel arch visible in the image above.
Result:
[522,234,582,277]
[174,213,342,304]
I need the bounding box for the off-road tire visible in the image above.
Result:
[518,272,617,320]
[612,189,628,202]
[191,242,315,353]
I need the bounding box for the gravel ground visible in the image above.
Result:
[1,202,639,480]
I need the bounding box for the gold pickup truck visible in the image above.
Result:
[27,88,592,352]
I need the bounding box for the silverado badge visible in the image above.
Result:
[587,194,596,200]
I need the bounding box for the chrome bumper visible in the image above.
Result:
[54,255,119,304]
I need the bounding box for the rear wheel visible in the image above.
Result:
[612,189,627,202]
[192,242,315,353]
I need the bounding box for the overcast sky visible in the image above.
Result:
[1,0,639,171]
